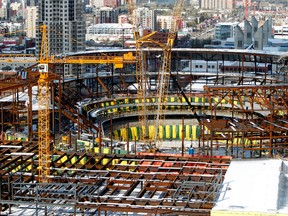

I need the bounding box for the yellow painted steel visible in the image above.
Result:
[159,125,164,139]
[80,157,86,165]
[51,52,136,69]
[192,126,197,140]
[141,126,147,139]
[185,125,190,140]
[149,125,155,139]
[120,161,128,165]
[71,157,76,164]
[179,125,183,139]
[120,128,127,141]
[103,148,110,154]
[112,159,119,165]
[165,125,171,139]
[131,127,138,140]
[172,125,177,139]
[60,156,68,163]
[103,158,109,165]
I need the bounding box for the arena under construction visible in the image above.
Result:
[0,48,288,215]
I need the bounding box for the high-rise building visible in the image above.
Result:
[38,0,85,56]
[199,0,235,10]
[133,7,154,30]
[38,0,85,76]
[26,6,37,38]
[94,7,119,24]
[0,0,7,19]
[27,0,38,6]
[156,15,173,31]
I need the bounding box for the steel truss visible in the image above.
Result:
[201,84,288,158]
[0,140,230,215]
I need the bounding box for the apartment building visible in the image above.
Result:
[94,7,119,24]
[38,0,85,76]
[199,0,235,10]
[38,0,85,55]
[25,6,37,38]
[133,7,155,30]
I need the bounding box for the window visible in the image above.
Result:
[247,32,251,38]
[237,40,243,47]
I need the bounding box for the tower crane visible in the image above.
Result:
[0,25,136,182]
[36,26,136,182]
[125,0,157,141]
[153,0,184,147]
[38,25,50,183]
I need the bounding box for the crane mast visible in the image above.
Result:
[125,0,151,141]
[153,0,184,146]
[38,25,50,183]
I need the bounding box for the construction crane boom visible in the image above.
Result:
[153,0,184,146]
[125,0,158,141]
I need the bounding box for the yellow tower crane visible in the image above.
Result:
[153,0,184,147]
[0,25,136,182]
[38,25,50,183]
[36,25,135,182]
[125,0,158,141]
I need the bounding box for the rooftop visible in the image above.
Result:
[212,158,288,215]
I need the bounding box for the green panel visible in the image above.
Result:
[120,150,127,154]
[52,155,59,162]
[196,125,200,138]
[129,128,132,140]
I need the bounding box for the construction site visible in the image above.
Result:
[0,0,287,215]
